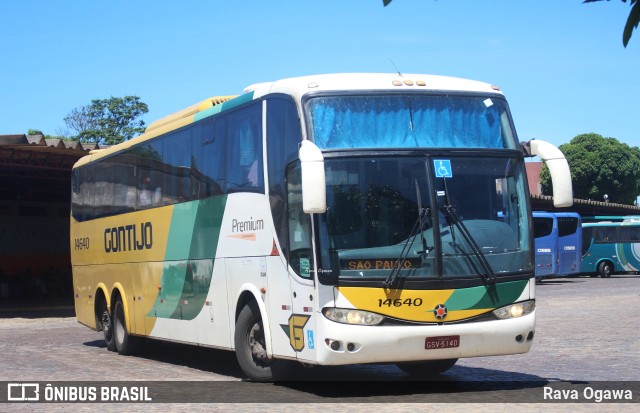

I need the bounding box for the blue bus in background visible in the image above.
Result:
[533,212,582,279]
[581,218,640,277]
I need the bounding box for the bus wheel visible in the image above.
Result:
[98,303,116,352]
[396,358,458,377]
[597,261,613,278]
[113,298,140,356]
[235,301,285,381]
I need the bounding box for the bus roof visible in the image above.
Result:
[246,73,504,101]
[583,220,640,227]
[533,211,581,218]
[145,95,237,133]
[73,73,505,169]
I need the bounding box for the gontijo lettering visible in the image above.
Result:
[104,222,153,253]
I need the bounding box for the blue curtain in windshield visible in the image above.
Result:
[308,96,507,149]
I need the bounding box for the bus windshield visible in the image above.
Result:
[314,155,532,284]
[306,94,518,150]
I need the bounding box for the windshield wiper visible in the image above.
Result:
[385,180,433,289]
[440,203,496,284]
[414,179,431,256]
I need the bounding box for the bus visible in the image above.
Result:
[581,219,640,277]
[532,212,582,279]
[70,73,573,381]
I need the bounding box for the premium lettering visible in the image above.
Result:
[232,217,264,233]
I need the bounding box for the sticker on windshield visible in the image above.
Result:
[300,257,310,277]
[434,160,453,178]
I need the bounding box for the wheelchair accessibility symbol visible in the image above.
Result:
[434,160,453,178]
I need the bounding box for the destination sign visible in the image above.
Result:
[340,258,421,270]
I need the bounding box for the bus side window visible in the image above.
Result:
[266,97,303,260]
[239,121,258,186]
[163,129,192,204]
[133,140,163,209]
[94,160,115,217]
[193,118,224,198]
[225,103,264,192]
[114,153,137,213]
[71,169,83,220]
[286,164,313,279]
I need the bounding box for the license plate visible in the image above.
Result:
[425,335,460,350]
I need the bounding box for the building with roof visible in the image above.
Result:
[525,160,640,218]
[0,134,105,303]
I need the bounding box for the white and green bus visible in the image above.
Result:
[71,73,572,380]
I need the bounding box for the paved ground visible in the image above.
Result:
[0,274,638,411]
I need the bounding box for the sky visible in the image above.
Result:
[1,0,639,149]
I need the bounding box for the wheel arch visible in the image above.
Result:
[234,284,272,358]
[110,282,131,332]
[596,258,615,271]
[594,259,616,278]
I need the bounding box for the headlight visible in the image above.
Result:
[493,300,535,319]
[323,308,384,325]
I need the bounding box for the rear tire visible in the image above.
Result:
[597,261,613,278]
[235,301,289,381]
[97,300,116,352]
[113,297,140,355]
[397,358,458,377]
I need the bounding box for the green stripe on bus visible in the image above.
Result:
[193,104,223,122]
[220,91,254,111]
[445,279,529,310]
[193,91,256,123]
[150,195,227,320]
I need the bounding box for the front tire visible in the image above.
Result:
[235,301,288,381]
[397,358,458,377]
[113,298,140,355]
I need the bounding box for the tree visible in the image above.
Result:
[63,106,98,138]
[584,0,640,47]
[64,96,149,145]
[540,133,640,205]
[383,1,640,47]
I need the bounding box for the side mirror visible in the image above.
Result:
[522,139,573,208]
[299,140,327,213]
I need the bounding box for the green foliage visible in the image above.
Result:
[27,128,68,140]
[64,96,149,145]
[540,133,640,205]
[584,0,640,47]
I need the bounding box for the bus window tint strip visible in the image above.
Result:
[306,94,517,150]
[72,100,265,221]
